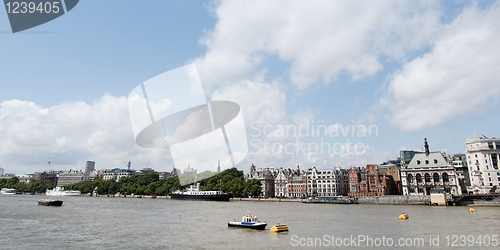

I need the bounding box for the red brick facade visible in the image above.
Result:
[348,165,399,197]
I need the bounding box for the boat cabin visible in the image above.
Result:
[242,215,258,223]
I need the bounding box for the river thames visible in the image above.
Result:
[0,195,499,249]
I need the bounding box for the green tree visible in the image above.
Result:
[6,177,19,188]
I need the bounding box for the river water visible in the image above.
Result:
[0,195,499,249]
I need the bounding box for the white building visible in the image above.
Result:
[307,167,349,197]
[103,168,141,181]
[401,139,461,196]
[273,167,307,198]
[274,168,288,197]
[466,137,500,194]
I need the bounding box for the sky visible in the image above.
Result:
[1,0,499,175]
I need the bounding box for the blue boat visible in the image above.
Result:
[228,215,267,230]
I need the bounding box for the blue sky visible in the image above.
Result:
[1,0,500,175]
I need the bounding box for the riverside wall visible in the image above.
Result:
[81,194,500,206]
[355,195,430,205]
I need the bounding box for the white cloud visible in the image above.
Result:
[0,95,174,175]
[384,3,500,131]
[196,0,441,91]
[211,80,287,130]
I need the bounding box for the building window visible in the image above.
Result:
[407,174,414,183]
[433,173,440,183]
[443,173,449,184]
[417,160,421,165]
[416,174,422,184]
[489,142,494,149]
[425,173,431,183]
[425,160,429,165]
[492,154,498,170]
[434,159,438,164]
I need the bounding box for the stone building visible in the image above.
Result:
[33,171,58,185]
[400,139,461,196]
[103,168,142,181]
[274,168,288,197]
[57,170,86,187]
[248,164,276,198]
[451,154,471,194]
[466,137,500,194]
[306,167,349,197]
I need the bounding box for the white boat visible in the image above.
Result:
[228,215,267,230]
[46,187,81,196]
[0,188,17,195]
[171,183,232,201]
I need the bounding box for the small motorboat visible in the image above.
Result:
[38,199,63,206]
[270,223,289,232]
[398,213,409,220]
[228,215,267,230]
[469,208,476,212]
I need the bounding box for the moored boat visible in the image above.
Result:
[38,199,63,206]
[228,215,267,230]
[171,183,232,201]
[0,188,18,195]
[46,187,81,196]
[303,197,358,204]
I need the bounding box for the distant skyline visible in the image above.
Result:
[1,1,500,175]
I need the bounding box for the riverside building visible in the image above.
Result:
[57,170,86,187]
[248,164,276,198]
[400,139,461,196]
[466,137,500,194]
[306,167,349,197]
[348,164,399,197]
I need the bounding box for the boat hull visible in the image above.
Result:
[170,193,233,201]
[0,188,18,195]
[38,200,63,206]
[303,199,358,204]
[227,222,267,230]
[46,187,81,196]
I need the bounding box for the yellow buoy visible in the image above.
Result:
[398,213,409,220]
[469,208,476,212]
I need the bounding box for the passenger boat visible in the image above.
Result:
[270,223,289,232]
[303,196,358,204]
[228,215,267,230]
[0,188,18,195]
[38,199,63,206]
[171,183,232,201]
[46,187,81,196]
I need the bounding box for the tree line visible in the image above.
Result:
[0,177,55,194]
[1,168,262,197]
[66,167,262,197]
